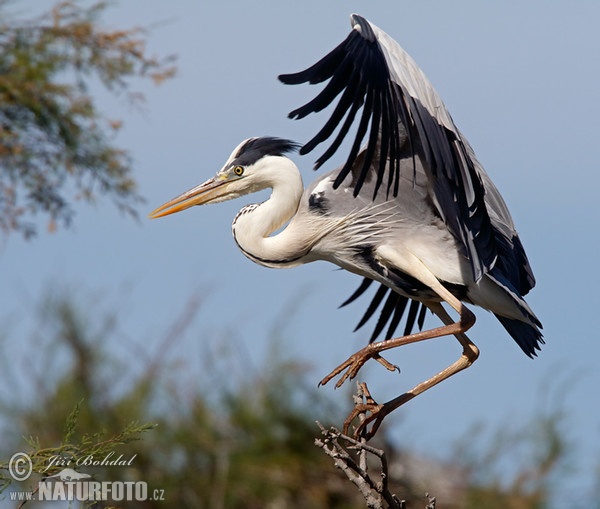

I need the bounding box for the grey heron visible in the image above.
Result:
[150,15,543,438]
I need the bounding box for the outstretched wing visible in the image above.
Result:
[279,14,496,283]
[340,277,428,343]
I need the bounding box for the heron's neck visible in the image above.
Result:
[232,159,307,267]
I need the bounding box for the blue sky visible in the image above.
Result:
[2,1,599,504]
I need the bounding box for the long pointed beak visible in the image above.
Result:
[148,177,229,219]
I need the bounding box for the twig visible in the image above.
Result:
[315,421,394,508]
[425,493,436,509]
[315,382,436,508]
[315,382,403,508]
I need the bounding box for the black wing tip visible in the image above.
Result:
[495,314,545,359]
[278,73,298,85]
[339,277,373,308]
[342,278,426,344]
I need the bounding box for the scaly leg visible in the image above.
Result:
[321,248,480,439]
[319,301,475,388]
[343,303,479,438]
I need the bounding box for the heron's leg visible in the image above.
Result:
[320,246,478,388]
[322,248,481,438]
[343,302,479,439]
[319,304,476,387]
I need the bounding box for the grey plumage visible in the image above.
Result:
[150,14,543,437]
[279,14,543,356]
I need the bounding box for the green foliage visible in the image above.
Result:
[0,290,366,508]
[0,406,154,485]
[0,289,585,508]
[0,1,176,237]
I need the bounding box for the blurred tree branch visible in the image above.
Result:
[0,0,176,238]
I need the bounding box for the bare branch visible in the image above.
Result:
[315,382,442,508]
[315,382,405,508]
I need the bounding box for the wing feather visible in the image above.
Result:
[280,14,539,349]
[340,278,426,343]
[279,14,497,282]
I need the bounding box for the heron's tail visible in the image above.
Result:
[494,314,544,358]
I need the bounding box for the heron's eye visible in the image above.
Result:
[233,166,244,176]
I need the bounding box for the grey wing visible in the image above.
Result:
[462,138,536,296]
[302,137,433,342]
[279,14,496,283]
[280,14,538,342]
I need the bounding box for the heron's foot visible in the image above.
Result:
[343,382,388,440]
[344,383,414,440]
[319,346,399,389]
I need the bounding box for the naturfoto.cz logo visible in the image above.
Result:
[36,479,150,502]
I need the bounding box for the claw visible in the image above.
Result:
[372,353,400,373]
[319,347,399,389]
[318,357,354,388]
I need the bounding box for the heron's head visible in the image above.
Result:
[149,137,300,219]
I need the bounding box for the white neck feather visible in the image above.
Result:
[232,157,307,267]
